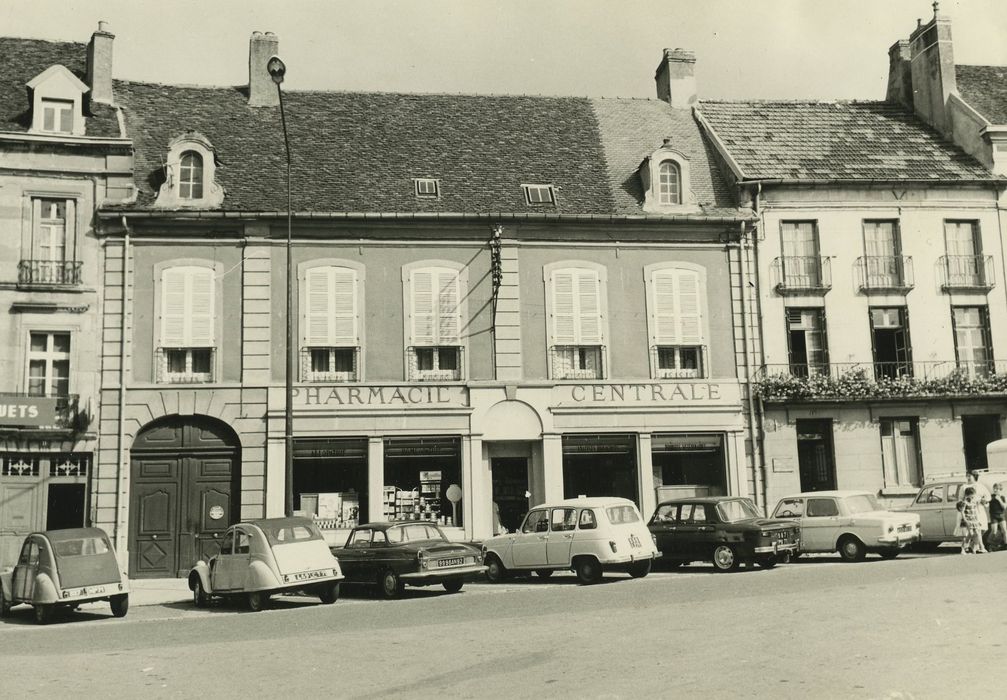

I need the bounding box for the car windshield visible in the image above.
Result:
[717,499,761,523]
[53,537,110,557]
[387,524,446,543]
[844,494,882,514]
[261,522,323,546]
[605,505,640,525]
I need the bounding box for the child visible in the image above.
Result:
[988,482,1007,552]
[960,486,987,554]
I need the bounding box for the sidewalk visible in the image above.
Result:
[128,578,192,607]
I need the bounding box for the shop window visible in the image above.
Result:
[651,434,726,499]
[27,332,70,397]
[546,263,607,380]
[157,265,216,383]
[646,263,707,379]
[404,264,466,381]
[879,418,922,488]
[301,264,362,382]
[562,434,637,502]
[293,438,367,531]
[384,437,463,527]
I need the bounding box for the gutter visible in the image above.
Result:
[97,210,756,224]
[734,176,1007,187]
[0,131,133,148]
[736,220,763,511]
[114,216,130,564]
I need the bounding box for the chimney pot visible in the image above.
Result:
[248,31,280,107]
[654,48,697,108]
[87,22,115,104]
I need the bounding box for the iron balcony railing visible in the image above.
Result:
[300,346,360,382]
[855,255,914,292]
[771,256,831,294]
[0,392,83,433]
[938,255,995,291]
[17,260,83,286]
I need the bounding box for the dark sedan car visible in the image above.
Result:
[331,522,486,598]
[648,497,800,571]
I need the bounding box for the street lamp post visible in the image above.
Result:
[267,55,295,516]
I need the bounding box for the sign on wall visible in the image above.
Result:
[553,382,741,408]
[291,385,469,410]
[0,397,60,427]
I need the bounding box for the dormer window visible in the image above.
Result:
[179,152,204,199]
[658,161,681,205]
[523,184,555,205]
[26,65,89,137]
[640,141,698,214]
[41,99,74,134]
[414,178,440,198]
[154,132,224,208]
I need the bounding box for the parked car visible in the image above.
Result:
[331,521,486,598]
[648,496,800,571]
[0,528,129,624]
[187,517,343,611]
[900,472,1007,549]
[771,491,920,561]
[481,497,659,584]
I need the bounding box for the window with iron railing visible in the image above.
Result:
[156,347,214,383]
[407,346,463,381]
[302,346,358,382]
[550,345,604,380]
[652,346,703,379]
[939,255,995,291]
[856,255,913,291]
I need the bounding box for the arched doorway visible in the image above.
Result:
[129,415,240,578]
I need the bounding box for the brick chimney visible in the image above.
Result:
[248,31,279,107]
[885,40,912,108]
[655,48,696,108]
[86,21,114,105]
[906,9,957,135]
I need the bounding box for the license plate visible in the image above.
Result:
[290,569,331,582]
[82,586,105,595]
[437,557,465,567]
[628,534,642,548]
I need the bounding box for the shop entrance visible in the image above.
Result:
[129,415,240,578]
[796,419,836,492]
[491,457,529,534]
[562,434,638,503]
[961,414,1001,472]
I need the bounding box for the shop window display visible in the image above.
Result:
[651,433,726,499]
[383,437,463,527]
[292,439,367,530]
[561,434,638,503]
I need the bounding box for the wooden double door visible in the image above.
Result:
[129,417,239,578]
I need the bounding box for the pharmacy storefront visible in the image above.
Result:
[266,380,748,542]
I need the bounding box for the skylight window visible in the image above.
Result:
[523,184,556,205]
[414,178,440,198]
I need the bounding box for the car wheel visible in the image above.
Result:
[0,588,11,618]
[380,570,404,599]
[534,569,554,579]
[712,545,739,572]
[757,556,778,569]
[484,554,509,583]
[34,604,53,625]
[318,582,340,604]
[878,549,899,560]
[628,560,652,578]
[838,536,867,562]
[247,591,269,612]
[192,578,209,608]
[574,557,603,585]
[110,594,129,618]
[442,579,464,593]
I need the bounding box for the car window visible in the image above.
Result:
[273,526,314,542]
[219,529,235,555]
[844,494,880,514]
[606,505,640,525]
[690,505,708,523]
[18,540,34,566]
[54,537,111,557]
[370,530,388,545]
[578,509,597,530]
[235,530,250,554]
[386,527,403,544]
[551,508,578,532]
[678,504,693,522]
[915,485,945,505]
[349,529,373,547]
[653,504,678,523]
[947,483,964,502]
[773,498,804,518]
[718,499,761,522]
[522,510,549,533]
[807,498,839,517]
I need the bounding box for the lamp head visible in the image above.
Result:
[267,55,286,85]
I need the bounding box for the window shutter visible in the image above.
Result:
[65,199,76,260]
[187,267,215,346]
[331,268,358,345]
[651,270,678,344]
[576,271,602,344]
[411,269,435,345]
[675,269,703,344]
[161,268,188,346]
[435,269,461,344]
[550,270,577,345]
[305,267,334,345]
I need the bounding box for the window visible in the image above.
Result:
[773,498,804,518]
[943,221,985,287]
[806,498,839,518]
[303,265,361,381]
[880,418,922,488]
[547,265,606,379]
[522,184,555,205]
[780,222,821,287]
[179,151,204,199]
[414,178,440,198]
[688,504,708,523]
[41,98,73,134]
[27,332,70,397]
[349,529,373,547]
[647,264,706,379]
[786,308,827,376]
[22,198,79,286]
[521,510,549,533]
[862,220,905,288]
[406,265,464,381]
[35,200,67,263]
[550,508,578,532]
[578,509,597,529]
[952,306,993,376]
[235,530,250,554]
[870,307,911,379]
[657,161,681,205]
[219,530,235,555]
[915,484,945,505]
[158,265,215,383]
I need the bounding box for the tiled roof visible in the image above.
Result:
[956,65,1007,125]
[112,79,743,216]
[0,37,121,138]
[696,100,997,182]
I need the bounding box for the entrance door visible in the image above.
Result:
[129,416,239,578]
[491,457,529,534]
[796,419,836,492]
[962,415,1001,472]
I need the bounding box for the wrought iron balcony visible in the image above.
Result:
[771,256,831,295]
[300,346,360,382]
[938,255,995,292]
[18,260,83,287]
[0,392,85,435]
[855,255,914,293]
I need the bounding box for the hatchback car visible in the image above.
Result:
[771,491,920,561]
[0,528,129,624]
[481,497,659,584]
[188,517,344,611]
[649,497,800,571]
[900,473,1007,548]
[332,521,485,598]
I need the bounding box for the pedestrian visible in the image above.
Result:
[960,486,987,554]
[965,470,991,548]
[988,482,1006,551]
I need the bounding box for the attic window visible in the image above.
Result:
[414,178,440,198]
[41,99,74,134]
[523,184,555,205]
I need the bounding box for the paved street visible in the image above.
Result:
[2,550,1004,699]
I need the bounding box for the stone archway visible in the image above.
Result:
[128,415,240,578]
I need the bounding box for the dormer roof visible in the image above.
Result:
[26,64,90,93]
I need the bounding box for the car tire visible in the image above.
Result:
[0,588,11,618]
[484,554,509,583]
[193,578,209,608]
[318,582,340,604]
[34,604,53,625]
[712,545,739,572]
[247,591,269,612]
[878,549,899,560]
[442,579,464,593]
[756,556,778,569]
[628,560,652,578]
[110,594,129,618]
[574,557,603,585]
[380,570,404,599]
[838,536,867,562]
[534,569,554,579]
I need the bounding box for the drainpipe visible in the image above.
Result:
[737,220,763,511]
[113,216,129,562]
[751,183,770,512]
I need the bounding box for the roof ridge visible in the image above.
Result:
[956,63,1007,69]
[0,35,85,49]
[698,98,889,105]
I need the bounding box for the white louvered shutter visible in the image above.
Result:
[305,267,333,345]
[161,268,188,346]
[435,269,461,344]
[651,268,703,345]
[411,269,435,345]
[651,269,678,345]
[551,270,577,345]
[187,267,215,346]
[575,271,603,344]
[675,269,703,344]
[332,268,359,345]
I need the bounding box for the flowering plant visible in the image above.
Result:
[755,367,1007,401]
